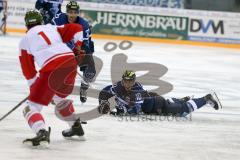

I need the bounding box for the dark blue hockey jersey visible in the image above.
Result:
[0,1,3,11]
[0,1,3,13]
[52,13,94,53]
[99,81,153,115]
[35,0,63,24]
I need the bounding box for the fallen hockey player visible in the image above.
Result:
[98,70,221,117]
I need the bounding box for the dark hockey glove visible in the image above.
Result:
[98,100,110,114]
[38,8,51,24]
[115,106,128,116]
[82,40,92,54]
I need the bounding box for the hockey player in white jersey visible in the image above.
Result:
[19,10,86,146]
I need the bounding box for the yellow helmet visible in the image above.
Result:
[122,70,136,80]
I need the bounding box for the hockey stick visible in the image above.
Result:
[0,96,28,121]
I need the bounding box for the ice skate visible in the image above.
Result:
[80,82,89,103]
[62,119,85,140]
[204,93,222,110]
[180,96,191,102]
[23,127,51,147]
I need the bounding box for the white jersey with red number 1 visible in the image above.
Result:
[19,23,83,86]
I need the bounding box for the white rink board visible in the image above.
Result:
[5,0,240,43]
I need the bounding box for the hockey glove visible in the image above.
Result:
[98,100,110,114]
[116,106,128,116]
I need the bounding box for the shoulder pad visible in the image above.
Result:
[78,17,90,27]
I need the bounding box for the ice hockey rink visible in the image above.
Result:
[0,35,240,160]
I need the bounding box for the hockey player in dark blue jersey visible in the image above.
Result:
[0,0,7,34]
[0,1,3,12]
[52,1,96,103]
[98,70,221,116]
[35,0,63,24]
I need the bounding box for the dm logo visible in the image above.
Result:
[190,19,225,35]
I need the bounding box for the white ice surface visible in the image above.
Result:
[0,36,240,160]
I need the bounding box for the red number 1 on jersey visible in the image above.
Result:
[38,31,51,45]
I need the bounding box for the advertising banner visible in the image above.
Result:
[5,0,240,44]
[81,10,188,39]
[188,16,240,44]
[77,0,184,8]
[6,1,34,29]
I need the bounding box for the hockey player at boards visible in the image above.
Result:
[52,1,96,103]
[19,10,85,146]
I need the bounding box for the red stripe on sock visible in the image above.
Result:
[59,103,75,117]
[28,113,45,127]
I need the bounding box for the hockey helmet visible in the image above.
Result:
[25,10,43,26]
[66,1,80,13]
[122,70,136,81]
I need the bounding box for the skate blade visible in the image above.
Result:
[23,141,50,149]
[213,92,223,109]
[23,141,34,147]
[39,141,50,148]
[64,136,86,141]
